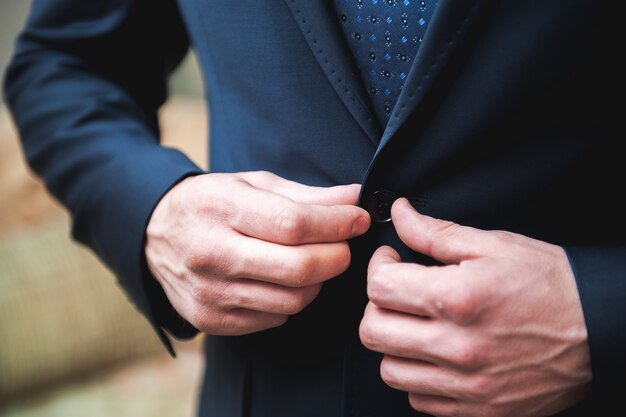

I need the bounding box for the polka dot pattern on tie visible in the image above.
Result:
[333,0,438,126]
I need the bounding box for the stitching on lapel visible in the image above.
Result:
[385,0,481,133]
[290,0,380,145]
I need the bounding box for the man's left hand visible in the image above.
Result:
[360,198,592,417]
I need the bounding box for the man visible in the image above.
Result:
[4,0,622,416]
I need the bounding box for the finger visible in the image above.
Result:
[367,244,498,326]
[408,392,460,417]
[391,198,495,264]
[367,245,402,275]
[227,180,370,245]
[234,171,362,205]
[226,235,352,287]
[367,246,444,318]
[381,355,464,399]
[220,279,322,315]
[360,303,484,370]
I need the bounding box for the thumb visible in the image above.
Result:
[391,198,489,264]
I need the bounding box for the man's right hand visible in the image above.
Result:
[145,171,370,335]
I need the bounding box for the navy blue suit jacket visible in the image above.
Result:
[4,1,623,416]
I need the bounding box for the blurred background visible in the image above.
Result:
[0,1,209,416]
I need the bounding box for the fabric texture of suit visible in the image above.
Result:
[4,1,622,416]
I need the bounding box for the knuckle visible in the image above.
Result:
[296,252,317,282]
[359,315,382,351]
[275,262,298,285]
[379,357,400,388]
[245,170,277,189]
[450,341,483,370]
[190,279,230,308]
[277,253,314,286]
[407,393,421,412]
[335,242,352,273]
[282,243,350,286]
[367,264,392,303]
[269,314,289,329]
[224,285,249,309]
[189,278,211,304]
[428,220,461,257]
[493,230,520,248]
[214,312,244,335]
[241,313,288,333]
[465,376,501,403]
[259,170,280,183]
[444,287,480,324]
[328,205,354,239]
[210,241,236,276]
[186,309,205,331]
[273,207,306,243]
[187,307,219,334]
[484,407,503,417]
[254,170,273,180]
[220,173,244,189]
[427,220,460,252]
[184,242,208,272]
[185,240,233,278]
[434,220,460,238]
[189,307,287,336]
[213,311,256,336]
[366,280,383,304]
[281,291,309,315]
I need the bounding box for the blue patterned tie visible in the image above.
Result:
[333,0,438,126]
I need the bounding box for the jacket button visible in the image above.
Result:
[365,190,397,223]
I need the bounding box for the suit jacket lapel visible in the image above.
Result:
[284,0,382,146]
[284,0,492,151]
[377,0,492,154]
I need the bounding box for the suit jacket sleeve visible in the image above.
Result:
[565,246,626,405]
[3,0,203,353]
